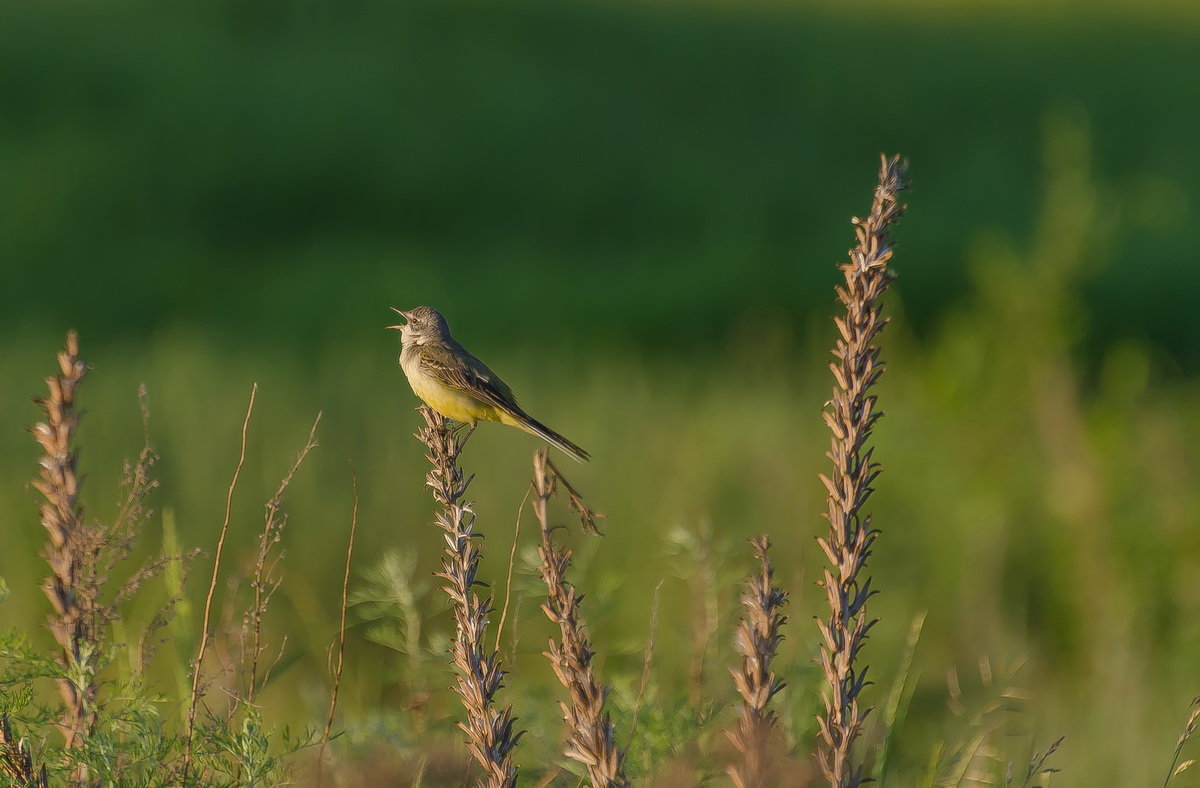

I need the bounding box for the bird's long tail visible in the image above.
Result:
[504,410,590,463]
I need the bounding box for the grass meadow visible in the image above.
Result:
[3,143,1200,785]
[2,0,1200,785]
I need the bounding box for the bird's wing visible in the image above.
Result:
[418,342,521,414]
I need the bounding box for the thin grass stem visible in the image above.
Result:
[182,382,257,783]
[315,464,360,787]
[245,413,322,703]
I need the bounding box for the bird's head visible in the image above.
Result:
[387,306,450,345]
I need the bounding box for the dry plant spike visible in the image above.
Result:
[30,331,96,750]
[725,536,789,788]
[416,406,520,786]
[32,338,172,785]
[531,449,628,787]
[0,715,48,788]
[182,382,258,784]
[815,154,909,787]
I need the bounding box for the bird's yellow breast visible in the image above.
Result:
[403,360,499,424]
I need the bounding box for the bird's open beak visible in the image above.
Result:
[386,307,408,331]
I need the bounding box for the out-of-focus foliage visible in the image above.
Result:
[0,0,1197,362]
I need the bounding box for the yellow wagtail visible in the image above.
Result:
[388,306,590,463]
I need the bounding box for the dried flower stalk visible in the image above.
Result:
[416,406,520,786]
[815,154,909,787]
[31,337,167,788]
[0,715,48,788]
[30,331,95,750]
[531,449,626,787]
[726,536,788,788]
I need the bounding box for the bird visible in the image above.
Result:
[388,306,590,463]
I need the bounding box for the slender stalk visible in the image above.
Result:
[1164,697,1200,786]
[182,383,257,783]
[316,465,360,787]
[815,154,909,787]
[245,413,322,703]
[531,449,627,787]
[625,579,664,752]
[416,406,519,786]
[1020,735,1064,788]
[494,484,532,655]
[726,536,788,788]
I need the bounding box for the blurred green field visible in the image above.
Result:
[2,0,1198,363]
[2,0,1200,783]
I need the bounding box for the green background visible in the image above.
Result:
[2,0,1198,782]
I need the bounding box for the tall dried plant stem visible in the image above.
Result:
[416,406,519,786]
[815,154,909,787]
[31,331,95,750]
[726,537,788,788]
[182,383,257,783]
[530,449,627,787]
